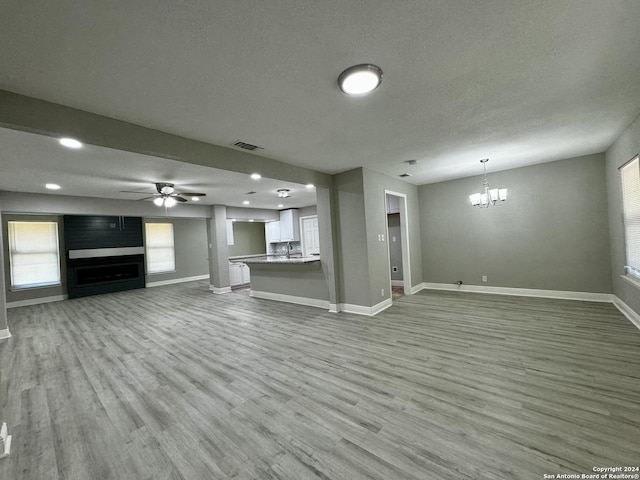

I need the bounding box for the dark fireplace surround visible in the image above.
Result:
[66,251,145,299]
[64,215,146,299]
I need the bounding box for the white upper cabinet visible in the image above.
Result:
[279,209,300,242]
[386,195,400,214]
[266,220,281,243]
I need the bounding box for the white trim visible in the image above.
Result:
[329,303,339,313]
[621,274,640,290]
[613,296,640,331]
[339,297,393,316]
[209,285,232,294]
[146,274,209,288]
[419,282,613,303]
[0,328,11,340]
[385,190,412,297]
[411,283,424,294]
[7,294,68,309]
[391,280,404,287]
[250,290,330,309]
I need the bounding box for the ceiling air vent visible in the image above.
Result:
[232,140,263,151]
[399,173,412,178]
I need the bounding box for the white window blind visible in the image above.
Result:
[8,221,61,288]
[621,155,640,279]
[145,223,175,273]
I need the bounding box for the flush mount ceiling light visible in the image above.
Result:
[277,189,291,198]
[469,159,507,208]
[338,64,383,96]
[59,137,83,149]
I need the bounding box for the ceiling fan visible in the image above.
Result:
[122,183,206,207]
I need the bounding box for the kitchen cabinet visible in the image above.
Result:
[386,195,400,214]
[242,264,251,284]
[278,209,300,242]
[229,262,250,286]
[267,220,280,243]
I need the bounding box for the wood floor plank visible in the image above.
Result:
[1,283,639,479]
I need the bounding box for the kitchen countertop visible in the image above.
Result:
[232,255,320,265]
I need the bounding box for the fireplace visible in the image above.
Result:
[66,248,145,299]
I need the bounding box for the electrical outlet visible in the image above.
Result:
[392,236,396,242]
[381,288,385,296]
[482,275,488,282]
[392,266,398,272]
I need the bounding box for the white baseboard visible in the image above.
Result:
[6,294,68,309]
[209,285,232,294]
[613,296,640,331]
[419,282,613,303]
[146,274,209,288]
[329,303,339,313]
[250,290,330,310]
[391,280,404,287]
[410,283,424,294]
[339,297,393,316]
[0,328,11,341]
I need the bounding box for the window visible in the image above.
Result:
[8,221,61,288]
[145,223,175,273]
[621,155,640,280]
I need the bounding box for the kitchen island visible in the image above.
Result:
[233,255,329,309]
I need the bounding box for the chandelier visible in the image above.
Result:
[469,159,507,208]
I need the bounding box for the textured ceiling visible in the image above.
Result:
[1,0,639,189]
[0,128,317,209]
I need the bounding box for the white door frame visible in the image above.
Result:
[384,190,412,297]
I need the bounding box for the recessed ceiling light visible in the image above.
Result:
[251,173,261,180]
[249,219,254,222]
[243,200,250,205]
[277,204,284,208]
[45,183,61,190]
[59,137,83,149]
[338,64,383,96]
[306,184,315,189]
[191,197,199,201]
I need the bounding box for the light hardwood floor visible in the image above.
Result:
[1,283,639,479]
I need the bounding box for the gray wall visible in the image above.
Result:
[419,154,612,293]
[362,168,423,300]
[299,205,318,218]
[332,168,423,308]
[143,217,209,283]
[387,213,403,281]
[334,169,371,307]
[606,112,640,316]
[249,262,329,301]
[228,222,267,257]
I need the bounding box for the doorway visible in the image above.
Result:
[384,191,411,301]
[300,215,320,257]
